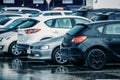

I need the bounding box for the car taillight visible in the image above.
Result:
[72,36,87,43]
[25,29,40,34]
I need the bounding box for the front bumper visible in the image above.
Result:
[27,48,53,60]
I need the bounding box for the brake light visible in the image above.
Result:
[25,29,40,34]
[72,36,87,43]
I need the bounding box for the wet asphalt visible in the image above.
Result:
[0,55,120,80]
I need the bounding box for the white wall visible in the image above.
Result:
[93,0,120,9]
[86,0,93,6]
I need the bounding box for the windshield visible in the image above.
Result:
[0,18,11,25]
[67,25,86,36]
[4,18,28,29]
[4,18,39,29]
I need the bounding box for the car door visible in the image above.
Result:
[49,18,72,37]
[104,23,120,57]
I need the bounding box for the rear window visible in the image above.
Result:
[64,12,73,15]
[67,25,86,36]
[91,15,108,21]
[17,19,38,28]
[22,10,40,14]
[4,18,39,29]
[43,12,62,16]
[0,18,11,25]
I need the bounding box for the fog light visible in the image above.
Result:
[0,45,3,50]
[34,54,40,57]
[40,45,49,50]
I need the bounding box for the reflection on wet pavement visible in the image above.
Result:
[0,57,120,80]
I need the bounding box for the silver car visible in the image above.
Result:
[27,36,67,64]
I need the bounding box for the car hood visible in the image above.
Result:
[31,36,63,46]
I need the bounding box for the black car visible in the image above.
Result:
[73,8,120,19]
[91,12,120,21]
[61,20,120,70]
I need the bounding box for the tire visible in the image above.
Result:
[52,48,68,65]
[86,49,106,70]
[9,41,22,56]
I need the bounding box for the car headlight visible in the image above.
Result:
[40,45,49,50]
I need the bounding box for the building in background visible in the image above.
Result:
[0,0,85,10]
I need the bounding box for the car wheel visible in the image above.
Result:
[52,48,68,64]
[9,42,22,56]
[86,49,106,70]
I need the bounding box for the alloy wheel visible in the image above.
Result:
[86,49,106,70]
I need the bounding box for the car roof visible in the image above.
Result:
[4,15,91,22]
[35,15,92,22]
[80,20,120,26]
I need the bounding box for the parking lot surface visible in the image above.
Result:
[0,56,120,80]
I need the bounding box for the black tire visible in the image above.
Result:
[86,49,106,70]
[9,41,22,56]
[52,48,68,65]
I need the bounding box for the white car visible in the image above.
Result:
[40,10,72,16]
[0,31,21,56]
[29,10,73,17]
[17,15,92,52]
[0,17,39,56]
[2,7,41,17]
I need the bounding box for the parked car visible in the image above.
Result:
[17,16,92,54]
[0,31,22,56]
[91,12,120,21]
[0,12,30,21]
[61,20,120,70]
[0,18,40,56]
[29,10,73,17]
[2,7,41,17]
[73,8,120,19]
[27,36,67,64]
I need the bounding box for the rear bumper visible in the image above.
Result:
[61,47,84,61]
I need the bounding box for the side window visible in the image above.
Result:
[74,18,90,24]
[54,18,72,29]
[115,14,120,20]
[106,23,120,34]
[97,26,104,33]
[45,19,54,27]
[43,13,62,16]
[17,19,38,28]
